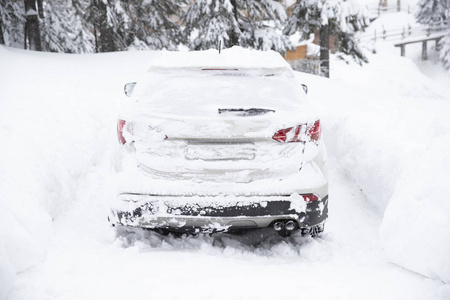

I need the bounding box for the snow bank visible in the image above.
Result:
[0,46,156,298]
[301,47,450,283]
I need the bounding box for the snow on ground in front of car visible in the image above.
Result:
[1,35,450,299]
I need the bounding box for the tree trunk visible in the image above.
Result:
[229,0,239,46]
[37,0,44,18]
[93,20,99,53]
[24,0,42,51]
[90,1,99,53]
[95,0,115,52]
[0,15,5,45]
[319,24,330,78]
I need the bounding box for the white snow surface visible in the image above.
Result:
[1,34,450,299]
[148,46,292,70]
[308,50,450,285]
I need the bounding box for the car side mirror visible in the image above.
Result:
[301,84,308,95]
[124,82,137,97]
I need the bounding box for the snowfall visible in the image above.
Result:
[1,7,450,300]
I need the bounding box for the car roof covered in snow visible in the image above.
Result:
[147,46,292,72]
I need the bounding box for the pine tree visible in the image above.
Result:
[24,0,42,50]
[416,0,449,24]
[121,0,185,50]
[285,0,369,77]
[239,0,292,53]
[441,32,450,69]
[184,0,240,50]
[416,0,450,70]
[0,14,3,45]
[69,0,95,53]
[40,0,94,53]
[0,2,4,45]
[0,0,25,47]
[88,0,127,52]
[184,0,291,53]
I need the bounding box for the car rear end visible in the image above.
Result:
[109,49,328,236]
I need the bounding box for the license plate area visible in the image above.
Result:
[185,141,256,161]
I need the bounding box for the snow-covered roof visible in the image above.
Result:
[148,46,292,71]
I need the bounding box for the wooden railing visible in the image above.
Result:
[365,0,412,21]
[394,35,446,60]
[358,21,448,44]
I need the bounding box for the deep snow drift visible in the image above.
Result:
[0,47,155,298]
[1,25,450,299]
[307,46,450,284]
[332,9,450,283]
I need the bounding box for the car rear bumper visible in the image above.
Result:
[109,193,328,233]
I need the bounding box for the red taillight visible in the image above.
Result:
[272,125,302,143]
[307,120,321,142]
[117,119,126,144]
[272,120,321,143]
[301,194,319,202]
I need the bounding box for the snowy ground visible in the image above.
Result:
[1,9,450,298]
[6,154,447,300]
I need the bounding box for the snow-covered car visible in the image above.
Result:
[109,47,328,237]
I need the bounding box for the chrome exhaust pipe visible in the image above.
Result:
[273,221,284,231]
[285,220,296,231]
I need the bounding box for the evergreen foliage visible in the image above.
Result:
[71,0,95,53]
[92,0,128,52]
[0,0,25,48]
[416,0,449,24]
[0,16,3,45]
[122,0,185,50]
[283,0,320,39]
[184,0,291,53]
[40,0,94,53]
[285,0,369,66]
[2,0,289,54]
[184,0,240,50]
[239,0,292,53]
[416,0,450,70]
[441,32,450,69]
[337,31,367,63]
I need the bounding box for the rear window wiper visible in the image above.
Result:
[218,108,275,116]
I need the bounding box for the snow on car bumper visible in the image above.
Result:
[109,192,328,232]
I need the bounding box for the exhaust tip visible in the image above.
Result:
[285,220,296,231]
[273,221,284,231]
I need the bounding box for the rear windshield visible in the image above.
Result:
[132,69,305,114]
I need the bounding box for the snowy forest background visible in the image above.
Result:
[1,0,449,74]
